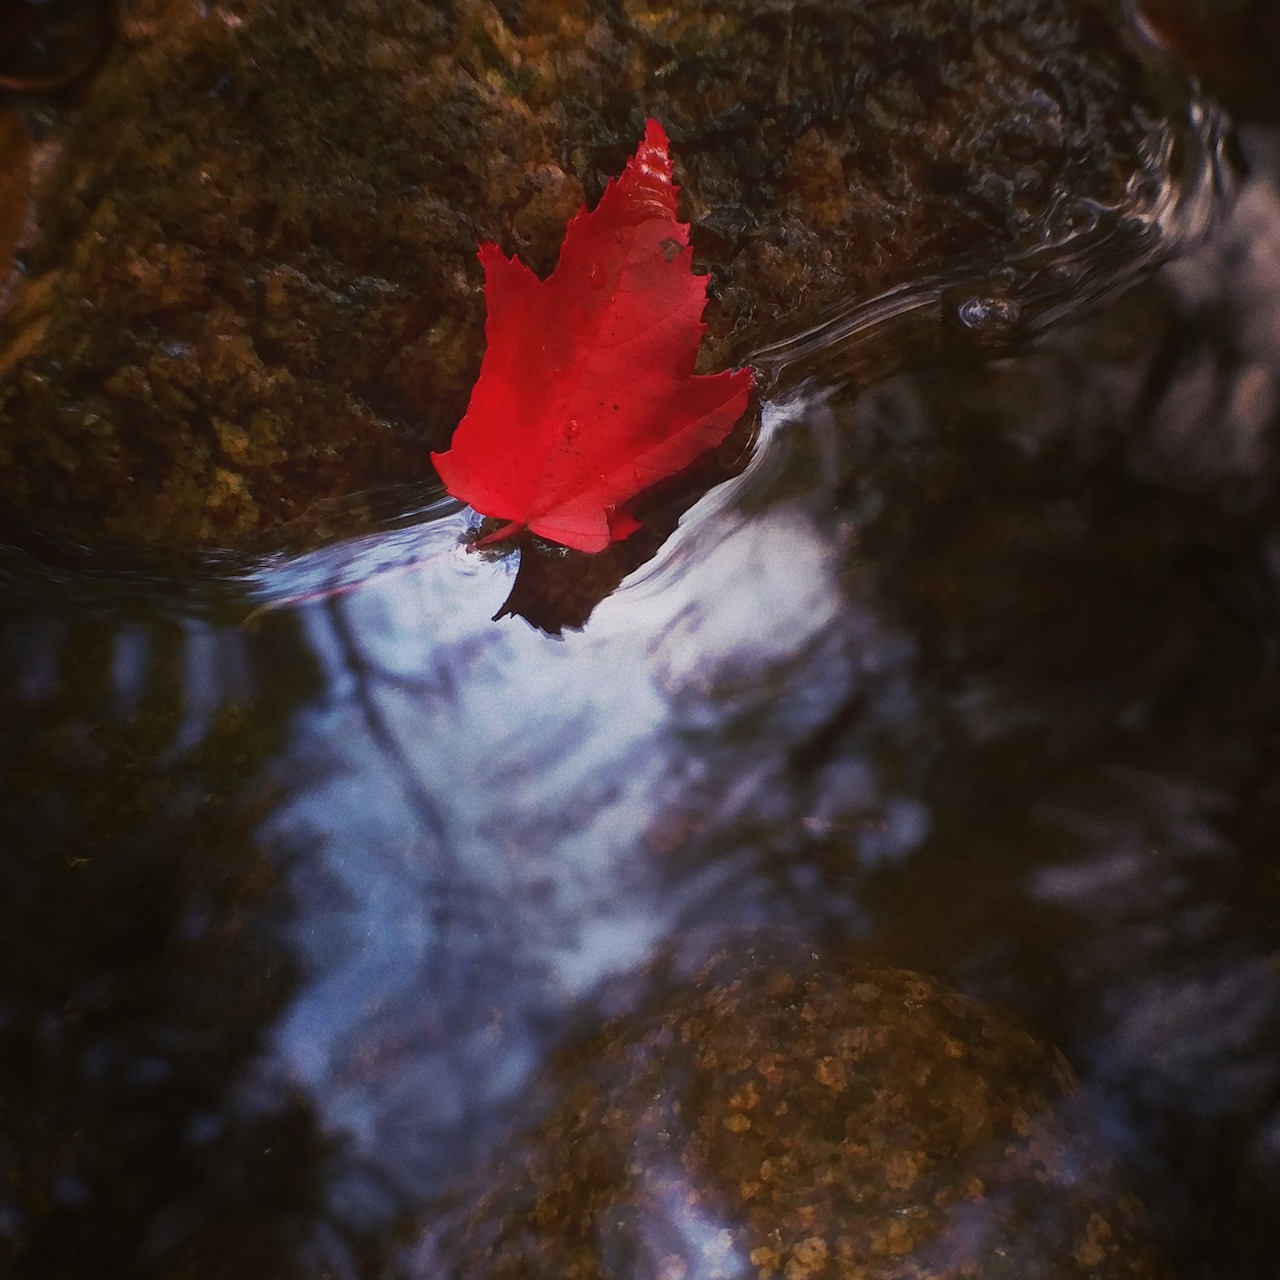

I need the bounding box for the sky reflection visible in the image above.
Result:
[248,391,898,1224]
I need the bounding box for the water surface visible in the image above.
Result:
[1,71,1278,1280]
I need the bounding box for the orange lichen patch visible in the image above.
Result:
[882,1148,925,1193]
[0,284,51,382]
[785,1235,830,1278]
[117,243,210,315]
[1075,1212,1117,1269]
[812,1055,847,1091]
[786,128,851,230]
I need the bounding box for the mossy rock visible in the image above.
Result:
[404,930,1170,1279]
[0,0,1176,553]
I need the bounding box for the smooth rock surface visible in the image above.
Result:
[405,930,1171,1279]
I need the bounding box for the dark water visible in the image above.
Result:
[2,69,1280,1280]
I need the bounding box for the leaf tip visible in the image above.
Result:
[631,116,674,192]
[643,116,670,153]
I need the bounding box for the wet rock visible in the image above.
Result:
[0,0,1177,554]
[404,930,1170,1279]
[0,0,109,92]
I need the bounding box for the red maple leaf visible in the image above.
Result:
[431,118,755,554]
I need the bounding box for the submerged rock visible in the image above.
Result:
[404,930,1170,1279]
[0,0,1186,553]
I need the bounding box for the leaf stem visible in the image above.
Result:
[471,520,525,548]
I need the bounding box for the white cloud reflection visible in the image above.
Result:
[246,392,883,1220]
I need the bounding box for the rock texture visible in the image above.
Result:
[404,930,1171,1279]
[0,0,1173,552]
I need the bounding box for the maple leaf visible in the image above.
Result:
[431,118,755,554]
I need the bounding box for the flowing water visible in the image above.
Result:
[2,39,1279,1280]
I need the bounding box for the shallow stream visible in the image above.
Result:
[3,20,1280,1280]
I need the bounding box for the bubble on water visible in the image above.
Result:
[955,292,1022,337]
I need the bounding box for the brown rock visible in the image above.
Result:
[404,930,1171,1279]
[0,0,1183,553]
